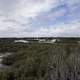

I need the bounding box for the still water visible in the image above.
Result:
[0,53,11,68]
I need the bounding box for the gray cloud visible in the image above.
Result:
[0,0,79,37]
[0,0,20,15]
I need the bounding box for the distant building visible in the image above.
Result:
[14,40,29,43]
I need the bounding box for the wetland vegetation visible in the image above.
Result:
[0,38,80,80]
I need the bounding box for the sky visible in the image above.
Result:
[0,0,80,37]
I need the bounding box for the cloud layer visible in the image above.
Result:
[0,0,80,37]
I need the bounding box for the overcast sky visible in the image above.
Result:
[0,0,80,37]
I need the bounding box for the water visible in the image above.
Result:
[0,52,12,68]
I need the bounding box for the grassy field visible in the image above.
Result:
[0,42,80,80]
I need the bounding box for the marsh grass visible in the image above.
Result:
[0,43,80,80]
